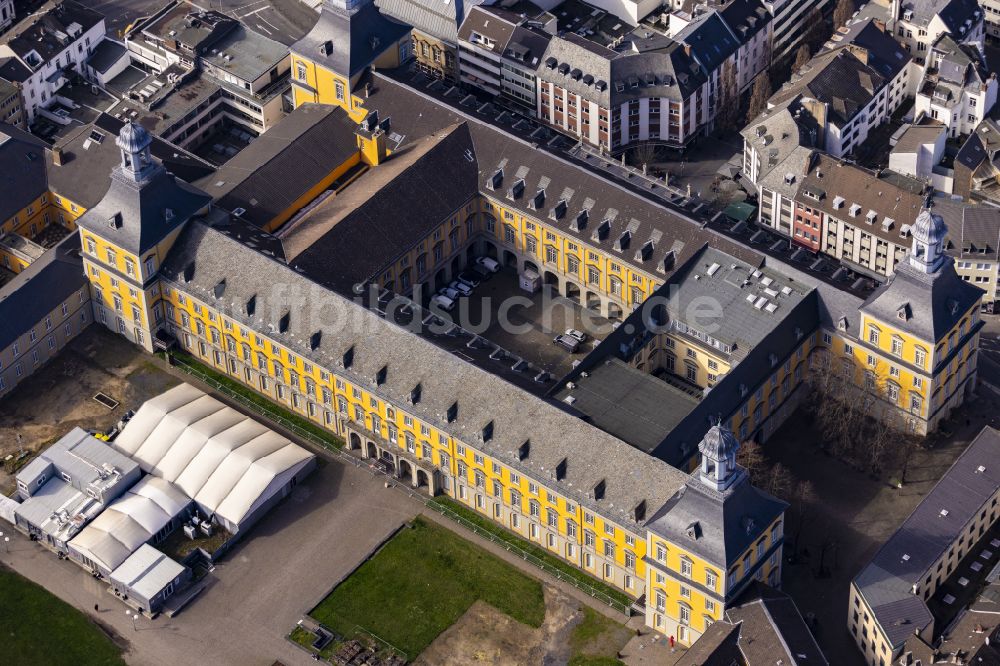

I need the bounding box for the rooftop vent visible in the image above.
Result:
[614,230,631,251]
[342,345,354,369]
[376,365,387,385]
[592,219,611,242]
[518,440,531,460]
[635,240,654,262]
[213,279,226,298]
[278,312,290,333]
[446,401,458,423]
[410,383,422,404]
[593,479,606,500]
[555,457,567,480]
[482,420,494,442]
[310,330,322,350]
[246,294,256,316]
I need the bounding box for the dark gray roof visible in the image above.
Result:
[457,4,522,54]
[0,122,48,225]
[75,152,211,256]
[0,234,86,351]
[771,47,887,127]
[0,56,31,83]
[505,25,550,71]
[955,132,988,172]
[196,104,359,230]
[934,197,1000,260]
[85,39,127,75]
[854,427,1000,650]
[646,469,786,567]
[860,253,982,343]
[375,0,482,44]
[726,583,830,665]
[675,11,740,74]
[291,0,410,78]
[717,0,770,44]
[1,0,104,66]
[284,121,481,292]
[906,0,984,36]
[675,621,742,666]
[160,221,690,528]
[553,358,700,454]
[825,19,912,81]
[200,24,289,81]
[48,113,215,208]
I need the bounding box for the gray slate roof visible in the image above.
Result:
[1,0,103,66]
[854,426,1000,650]
[196,103,359,230]
[0,122,48,225]
[376,0,482,44]
[84,39,127,75]
[645,468,786,567]
[75,153,211,256]
[291,0,410,78]
[200,24,289,82]
[726,583,830,665]
[284,121,481,291]
[160,221,690,528]
[860,253,982,343]
[0,234,87,352]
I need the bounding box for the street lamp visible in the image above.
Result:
[125,609,137,632]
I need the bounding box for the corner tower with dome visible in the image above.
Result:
[641,424,787,647]
[856,207,984,435]
[76,122,211,352]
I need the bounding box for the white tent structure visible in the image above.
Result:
[68,475,191,576]
[111,383,316,533]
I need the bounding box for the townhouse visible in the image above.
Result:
[375,0,479,82]
[0,0,105,123]
[0,74,25,128]
[914,34,997,138]
[952,118,1000,201]
[851,426,1000,665]
[934,197,1000,312]
[890,0,984,60]
[755,18,916,159]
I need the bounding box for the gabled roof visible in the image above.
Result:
[290,0,410,78]
[675,11,740,74]
[0,234,87,352]
[284,121,481,291]
[726,583,830,665]
[0,0,103,67]
[375,0,483,44]
[854,427,1000,650]
[824,18,912,81]
[196,103,359,229]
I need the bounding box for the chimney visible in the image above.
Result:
[52,147,64,166]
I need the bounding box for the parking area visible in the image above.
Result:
[436,267,613,379]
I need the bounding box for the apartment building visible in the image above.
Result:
[914,34,997,138]
[762,0,831,59]
[0,74,24,128]
[759,18,916,158]
[0,0,105,123]
[934,197,1000,312]
[952,118,1000,201]
[850,426,1000,664]
[123,1,292,140]
[0,235,91,399]
[375,0,482,81]
[890,0,984,60]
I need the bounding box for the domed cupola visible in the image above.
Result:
[908,208,947,274]
[116,121,156,183]
[698,425,741,491]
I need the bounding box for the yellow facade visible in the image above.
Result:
[290,54,369,122]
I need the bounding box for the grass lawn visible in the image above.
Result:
[432,496,634,608]
[0,567,124,666]
[309,517,545,659]
[166,350,344,451]
[567,606,630,666]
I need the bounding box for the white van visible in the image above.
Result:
[476,256,501,273]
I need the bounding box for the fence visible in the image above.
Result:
[167,352,635,618]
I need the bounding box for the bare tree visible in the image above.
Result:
[746,72,772,125]
[792,44,812,73]
[803,7,829,52]
[790,480,816,557]
[738,438,767,486]
[834,0,855,28]
[715,61,741,133]
[766,462,793,500]
[630,143,658,173]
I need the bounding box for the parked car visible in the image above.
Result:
[438,286,460,300]
[565,328,587,343]
[469,264,492,281]
[457,270,481,288]
[449,280,473,297]
[553,334,581,352]
[430,294,456,311]
[475,256,501,273]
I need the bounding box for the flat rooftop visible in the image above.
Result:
[555,358,700,453]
